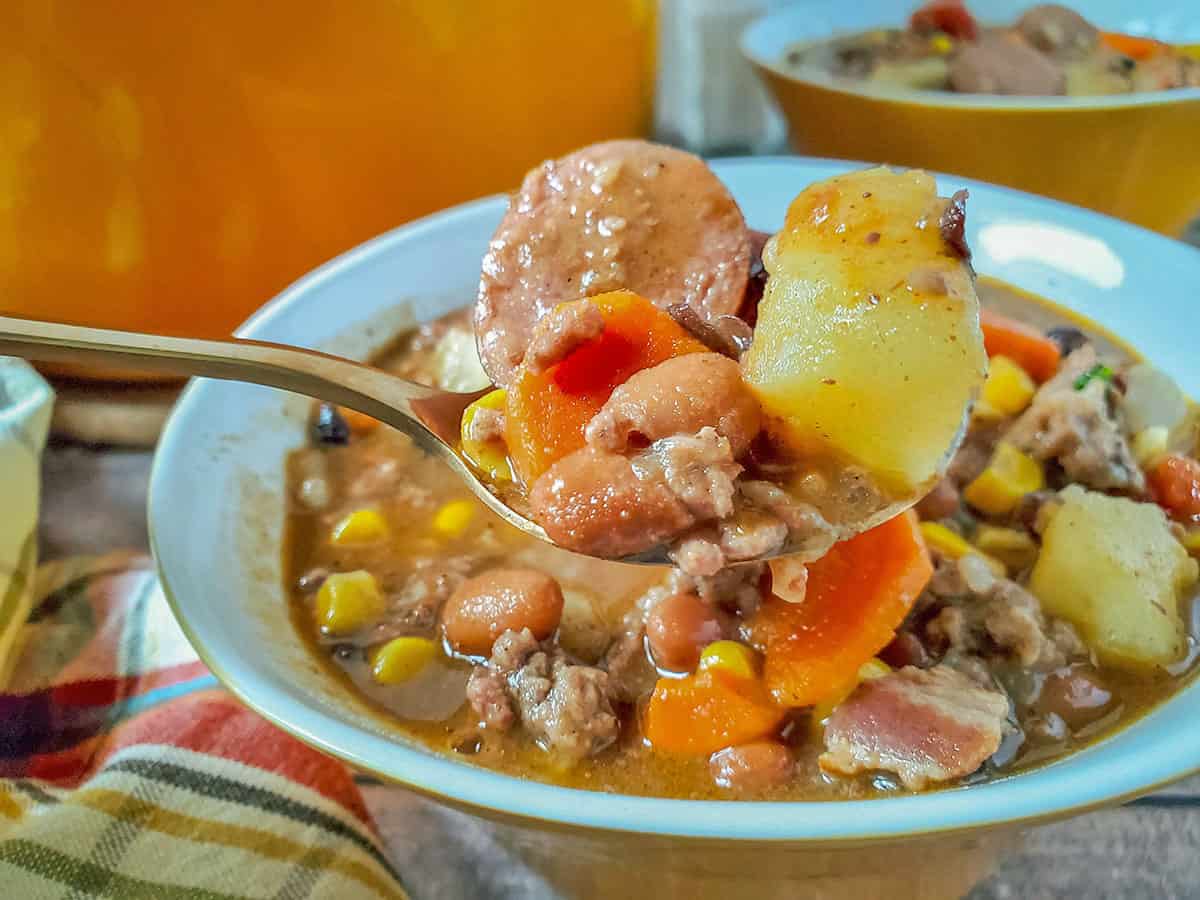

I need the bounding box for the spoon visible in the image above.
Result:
[0,314,590,552]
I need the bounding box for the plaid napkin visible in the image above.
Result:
[0,553,409,900]
[0,359,53,687]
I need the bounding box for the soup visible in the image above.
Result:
[782,2,1200,97]
[283,140,1200,800]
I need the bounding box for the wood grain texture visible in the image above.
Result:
[39,443,1200,898]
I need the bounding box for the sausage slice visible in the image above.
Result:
[475,140,751,387]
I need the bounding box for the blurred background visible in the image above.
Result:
[0,1,664,344]
[2,0,1195,357]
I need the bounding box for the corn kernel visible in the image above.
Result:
[460,389,512,483]
[930,34,953,54]
[699,640,758,680]
[315,570,384,635]
[920,521,974,558]
[431,499,476,539]
[371,636,437,684]
[978,355,1036,418]
[974,525,1039,572]
[920,522,1006,576]
[330,508,389,546]
[811,659,891,734]
[963,442,1045,516]
[1132,426,1170,468]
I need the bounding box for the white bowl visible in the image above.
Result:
[150,158,1200,890]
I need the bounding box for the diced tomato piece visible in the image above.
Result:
[910,0,979,41]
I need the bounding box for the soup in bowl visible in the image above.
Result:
[741,0,1200,235]
[151,152,1200,897]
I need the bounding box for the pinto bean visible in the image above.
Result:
[585,353,761,456]
[529,446,696,558]
[1035,664,1114,731]
[442,569,564,656]
[709,742,794,791]
[645,592,726,672]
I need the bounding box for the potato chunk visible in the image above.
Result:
[1030,485,1199,670]
[742,167,986,500]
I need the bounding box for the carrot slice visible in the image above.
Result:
[751,511,933,708]
[980,309,1061,383]
[643,668,786,755]
[1148,454,1200,525]
[1100,31,1167,61]
[505,291,707,484]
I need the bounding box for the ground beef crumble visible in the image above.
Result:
[466,628,620,761]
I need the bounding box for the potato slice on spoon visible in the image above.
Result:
[742,166,986,548]
[468,148,985,566]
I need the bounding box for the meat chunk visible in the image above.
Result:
[819,665,1009,790]
[586,353,762,457]
[669,509,791,576]
[465,405,506,444]
[667,563,767,619]
[924,554,1084,671]
[467,628,619,761]
[601,625,656,704]
[949,32,1066,96]
[717,511,789,561]
[1015,5,1098,58]
[523,299,605,374]
[669,533,728,577]
[1006,346,1145,493]
[737,480,838,560]
[633,427,743,521]
[475,140,750,387]
[465,669,515,730]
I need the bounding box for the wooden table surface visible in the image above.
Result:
[39,442,1200,899]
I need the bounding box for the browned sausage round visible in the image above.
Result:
[475,140,751,387]
[949,33,1066,95]
[644,592,726,672]
[585,353,762,456]
[709,742,794,791]
[442,568,564,656]
[528,446,696,559]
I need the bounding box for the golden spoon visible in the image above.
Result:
[0,314,573,547]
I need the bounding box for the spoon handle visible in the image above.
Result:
[0,314,465,445]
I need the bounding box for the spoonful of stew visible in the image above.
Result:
[1,145,986,572]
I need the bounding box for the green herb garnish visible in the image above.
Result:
[1073,364,1114,391]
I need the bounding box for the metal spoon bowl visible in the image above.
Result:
[0,314,565,551]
